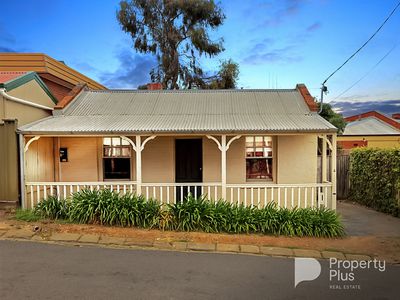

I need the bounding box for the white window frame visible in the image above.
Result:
[245,136,274,181]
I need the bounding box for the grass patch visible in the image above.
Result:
[15,209,41,222]
[33,189,345,238]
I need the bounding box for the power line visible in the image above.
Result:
[332,43,398,100]
[322,0,400,85]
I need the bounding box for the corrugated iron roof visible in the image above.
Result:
[19,89,337,134]
[343,117,400,135]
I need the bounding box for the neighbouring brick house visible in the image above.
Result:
[0,53,106,101]
[338,111,400,150]
[0,53,106,207]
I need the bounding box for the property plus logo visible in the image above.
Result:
[294,258,322,287]
[328,258,385,290]
[294,257,386,289]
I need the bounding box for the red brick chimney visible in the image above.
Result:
[54,83,87,109]
[147,83,163,90]
[392,113,400,120]
[296,84,318,112]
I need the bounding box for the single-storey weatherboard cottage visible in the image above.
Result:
[18,84,338,210]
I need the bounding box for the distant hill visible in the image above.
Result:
[330,99,400,117]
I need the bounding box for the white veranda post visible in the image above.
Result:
[120,135,156,196]
[319,133,337,210]
[331,133,337,210]
[20,135,41,209]
[206,135,241,200]
[321,134,327,182]
[221,135,227,199]
[136,136,142,195]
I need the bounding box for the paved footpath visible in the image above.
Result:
[0,222,373,261]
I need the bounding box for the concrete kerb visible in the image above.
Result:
[0,228,376,261]
[3,229,35,239]
[50,232,81,242]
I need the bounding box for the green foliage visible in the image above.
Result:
[34,190,344,237]
[34,196,70,219]
[117,0,226,89]
[167,196,217,231]
[67,189,161,228]
[317,103,346,133]
[350,147,400,217]
[167,196,344,237]
[15,209,41,222]
[206,59,240,89]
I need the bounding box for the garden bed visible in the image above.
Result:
[26,189,344,238]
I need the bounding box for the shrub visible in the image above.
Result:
[33,189,162,227]
[167,196,344,237]
[167,196,220,232]
[223,203,258,233]
[34,196,70,219]
[350,148,400,217]
[34,190,345,237]
[65,189,161,228]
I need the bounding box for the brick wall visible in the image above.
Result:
[338,140,368,149]
[41,78,72,102]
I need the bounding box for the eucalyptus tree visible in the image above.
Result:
[117,0,227,89]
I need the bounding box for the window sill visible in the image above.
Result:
[246,179,274,183]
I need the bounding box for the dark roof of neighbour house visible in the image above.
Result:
[0,71,57,104]
[343,111,400,135]
[18,85,337,135]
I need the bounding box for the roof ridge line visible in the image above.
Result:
[88,88,298,93]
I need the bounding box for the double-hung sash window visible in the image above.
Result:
[245,136,273,180]
[103,137,131,180]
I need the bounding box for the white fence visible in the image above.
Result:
[25,181,137,209]
[142,182,222,204]
[226,183,332,209]
[25,181,332,209]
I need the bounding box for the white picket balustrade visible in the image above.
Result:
[226,183,332,209]
[25,181,332,209]
[25,181,137,209]
[141,182,222,205]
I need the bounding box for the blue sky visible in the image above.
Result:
[1,0,399,112]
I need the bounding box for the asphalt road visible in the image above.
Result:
[0,240,399,300]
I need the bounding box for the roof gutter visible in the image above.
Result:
[0,88,54,111]
[17,128,339,136]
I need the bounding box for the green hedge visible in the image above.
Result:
[32,189,345,237]
[349,147,400,217]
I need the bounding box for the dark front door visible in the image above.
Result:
[175,139,202,201]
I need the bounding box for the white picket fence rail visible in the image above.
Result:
[25,181,137,208]
[142,182,222,204]
[226,183,332,209]
[25,181,332,209]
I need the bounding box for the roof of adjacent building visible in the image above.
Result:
[343,111,400,135]
[0,53,106,90]
[19,87,336,135]
[0,71,28,84]
[0,71,57,104]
